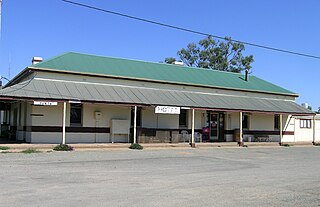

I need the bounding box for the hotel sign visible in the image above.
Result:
[33,101,58,106]
[155,106,180,114]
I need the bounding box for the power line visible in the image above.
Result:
[62,0,320,60]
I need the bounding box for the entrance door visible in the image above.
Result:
[209,113,218,141]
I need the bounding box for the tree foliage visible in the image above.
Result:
[165,36,254,73]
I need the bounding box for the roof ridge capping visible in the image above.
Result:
[29,52,297,96]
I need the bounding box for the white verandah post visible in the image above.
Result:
[133,106,137,144]
[62,102,66,144]
[191,108,195,148]
[239,111,243,146]
[313,115,316,145]
[279,114,283,145]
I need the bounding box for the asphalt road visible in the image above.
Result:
[0,147,319,207]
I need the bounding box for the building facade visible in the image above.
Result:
[0,52,316,145]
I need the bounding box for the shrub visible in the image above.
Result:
[0,146,10,150]
[53,144,74,151]
[281,143,291,147]
[1,151,12,154]
[129,143,143,150]
[314,142,320,146]
[21,148,41,154]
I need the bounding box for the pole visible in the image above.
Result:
[313,115,316,145]
[279,114,283,145]
[191,109,195,148]
[239,112,243,146]
[133,106,137,144]
[62,102,66,144]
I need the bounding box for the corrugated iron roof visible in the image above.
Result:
[26,52,296,96]
[0,78,312,115]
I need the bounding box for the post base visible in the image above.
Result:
[190,143,196,148]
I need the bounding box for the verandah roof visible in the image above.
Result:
[0,78,312,115]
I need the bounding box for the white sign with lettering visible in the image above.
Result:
[33,101,58,106]
[155,106,180,114]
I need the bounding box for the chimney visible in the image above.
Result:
[32,57,43,65]
[301,103,309,109]
[173,61,183,66]
[245,69,249,81]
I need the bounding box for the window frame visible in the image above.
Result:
[300,119,311,129]
[242,114,250,129]
[274,114,280,130]
[70,103,83,126]
[179,109,188,127]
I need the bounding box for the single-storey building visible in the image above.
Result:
[0,52,317,146]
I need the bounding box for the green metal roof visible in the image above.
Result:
[30,52,296,96]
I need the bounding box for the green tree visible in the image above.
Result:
[165,36,254,73]
[164,57,176,64]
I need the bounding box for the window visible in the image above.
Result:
[179,109,187,126]
[274,115,280,130]
[70,103,82,125]
[242,114,249,129]
[300,119,311,128]
[131,107,141,127]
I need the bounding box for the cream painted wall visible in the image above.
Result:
[229,112,240,130]
[282,115,294,142]
[31,103,63,126]
[294,118,314,142]
[224,112,294,142]
[250,114,273,130]
[83,104,131,127]
[315,119,320,143]
[187,110,204,129]
[30,103,131,128]
[26,103,132,143]
[157,114,179,129]
[141,108,157,128]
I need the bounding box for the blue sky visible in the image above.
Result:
[0,0,319,110]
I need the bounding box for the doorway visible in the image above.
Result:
[209,113,218,141]
[206,112,225,142]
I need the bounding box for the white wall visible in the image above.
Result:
[83,104,131,128]
[293,117,313,143]
[142,108,180,129]
[315,119,320,143]
[187,110,204,129]
[223,113,294,142]
[141,108,158,128]
[31,103,63,126]
[250,114,273,130]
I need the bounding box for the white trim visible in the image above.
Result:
[191,109,195,145]
[239,112,243,144]
[62,102,66,144]
[133,106,137,144]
